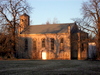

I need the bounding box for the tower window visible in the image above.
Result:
[21,19,24,22]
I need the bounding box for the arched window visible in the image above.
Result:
[25,38,28,51]
[33,39,37,50]
[51,38,55,50]
[42,38,45,48]
[60,38,64,50]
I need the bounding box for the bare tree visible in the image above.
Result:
[45,18,59,25]
[0,0,31,58]
[53,18,59,24]
[73,0,100,59]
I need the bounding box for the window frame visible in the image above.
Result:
[33,39,37,50]
[60,38,64,50]
[50,38,55,50]
[42,38,45,48]
[24,38,28,51]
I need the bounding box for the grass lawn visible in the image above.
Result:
[0,60,100,75]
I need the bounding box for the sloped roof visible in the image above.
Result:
[21,23,76,34]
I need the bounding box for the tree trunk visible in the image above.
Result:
[97,29,100,59]
[12,20,16,57]
[97,18,100,59]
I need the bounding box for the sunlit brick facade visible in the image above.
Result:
[17,13,88,60]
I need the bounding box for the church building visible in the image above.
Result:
[17,13,88,60]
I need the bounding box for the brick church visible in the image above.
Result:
[17,13,88,60]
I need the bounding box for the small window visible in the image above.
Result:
[42,38,45,48]
[21,19,24,22]
[33,39,37,50]
[25,38,28,51]
[51,38,55,50]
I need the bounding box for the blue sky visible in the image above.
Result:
[28,0,87,25]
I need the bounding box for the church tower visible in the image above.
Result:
[19,13,30,33]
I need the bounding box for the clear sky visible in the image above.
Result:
[28,0,87,25]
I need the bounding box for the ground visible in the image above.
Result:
[0,60,100,75]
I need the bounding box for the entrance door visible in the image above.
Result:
[42,51,47,60]
[71,50,78,59]
[71,43,78,59]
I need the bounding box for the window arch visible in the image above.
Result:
[25,38,28,51]
[33,39,37,50]
[42,38,45,48]
[60,38,64,50]
[51,38,55,50]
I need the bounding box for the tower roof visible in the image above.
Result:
[21,13,29,17]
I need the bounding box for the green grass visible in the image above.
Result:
[0,60,100,75]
